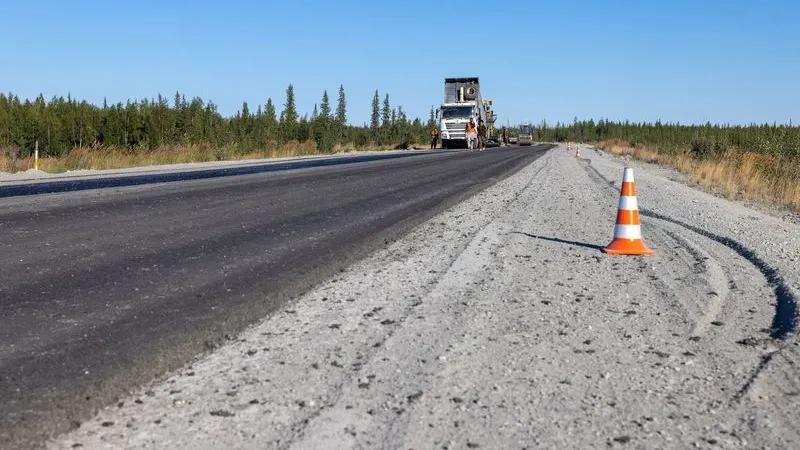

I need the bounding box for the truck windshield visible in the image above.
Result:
[519,126,532,134]
[441,107,473,119]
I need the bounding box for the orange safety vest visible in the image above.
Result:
[466,121,476,133]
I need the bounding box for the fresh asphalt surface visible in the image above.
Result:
[0,144,552,449]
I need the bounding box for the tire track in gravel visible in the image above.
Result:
[659,229,730,338]
[285,155,557,449]
[579,153,800,435]
[640,210,797,340]
[276,150,556,448]
[579,159,734,336]
[581,159,797,340]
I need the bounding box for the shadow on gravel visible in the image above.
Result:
[581,161,798,340]
[511,231,604,251]
[0,152,428,198]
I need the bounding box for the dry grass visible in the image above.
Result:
[333,142,430,153]
[596,139,800,211]
[597,139,667,165]
[0,140,430,176]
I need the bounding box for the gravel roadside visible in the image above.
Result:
[47,145,800,450]
[0,150,416,185]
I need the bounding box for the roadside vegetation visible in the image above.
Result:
[4,86,799,212]
[0,86,436,173]
[532,120,800,211]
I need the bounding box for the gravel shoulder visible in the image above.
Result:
[48,145,800,450]
[0,150,418,185]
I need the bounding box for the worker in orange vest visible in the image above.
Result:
[430,127,440,149]
[465,117,477,150]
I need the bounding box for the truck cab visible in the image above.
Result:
[439,103,483,149]
[438,77,488,149]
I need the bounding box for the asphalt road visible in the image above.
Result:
[0,145,552,449]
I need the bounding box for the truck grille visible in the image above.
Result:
[445,121,463,130]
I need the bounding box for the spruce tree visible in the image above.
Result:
[320,90,331,120]
[371,90,380,144]
[281,84,298,141]
[282,84,297,124]
[335,85,346,125]
[265,98,276,122]
[382,93,390,128]
[335,85,347,144]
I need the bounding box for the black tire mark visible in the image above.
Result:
[732,352,775,402]
[581,159,797,339]
[640,209,796,339]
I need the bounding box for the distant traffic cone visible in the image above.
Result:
[603,167,654,255]
[575,148,582,159]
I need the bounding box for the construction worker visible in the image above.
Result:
[501,126,509,145]
[465,118,477,150]
[430,127,440,149]
[477,118,487,151]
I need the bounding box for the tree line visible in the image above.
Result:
[8,85,797,161]
[0,85,436,157]
[529,118,800,160]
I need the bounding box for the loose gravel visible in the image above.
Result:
[47,145,800,450]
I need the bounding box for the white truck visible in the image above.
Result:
[438,77,490,149]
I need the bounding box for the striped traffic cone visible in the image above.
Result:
[603,167,654,255]
[576,148,582,159]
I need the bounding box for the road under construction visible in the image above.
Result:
[0,144,798,449]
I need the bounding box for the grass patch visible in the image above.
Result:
[597,139,800,211]
[0,140,431,176]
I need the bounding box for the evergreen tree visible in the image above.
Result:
[281,84,298,141]
[371,90,380,144]
[398,106,407,124]
[335,85,346,125]
[382,93,391,128]
[282,84,298,124]
[238,101,252,148]
[174,91,183,110]
[265,98,276,122]
[335,85,347,144]
[320,90,331,120]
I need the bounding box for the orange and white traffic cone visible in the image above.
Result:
[576,148,582,159]
[603,167,654,255]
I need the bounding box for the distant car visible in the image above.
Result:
[509,135,518,144]
[517,125,533,146]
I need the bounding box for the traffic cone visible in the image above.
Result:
[576,148,582,159]
[603,167,654,255]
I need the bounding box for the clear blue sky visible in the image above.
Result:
[3,0,799,126]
